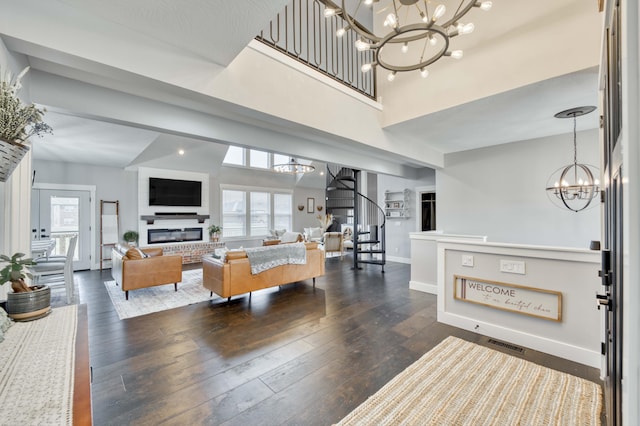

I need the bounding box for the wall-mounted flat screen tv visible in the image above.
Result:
[149,177,202,207]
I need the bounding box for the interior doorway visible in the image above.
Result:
[420,192,436,231]
[415,186,436,232]
[31,185,95,270]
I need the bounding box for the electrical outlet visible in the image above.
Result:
[461,255,474,267]
[500,260,526,275]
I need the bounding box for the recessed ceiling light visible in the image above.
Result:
[178,149,185,155]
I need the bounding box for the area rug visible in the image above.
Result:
[0,305,78,425]
[337,336,602,426]
[104,269,212,320]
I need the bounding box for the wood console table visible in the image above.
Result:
[74,304,92,425]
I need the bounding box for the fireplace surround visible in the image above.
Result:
[148,228,203,244]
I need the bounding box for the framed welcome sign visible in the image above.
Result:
[454,275,562,322]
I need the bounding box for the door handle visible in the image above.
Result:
[598,249,612,286]
[596,293,611,310]
[41,234,49,238]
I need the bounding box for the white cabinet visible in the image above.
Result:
[384,189,410,219]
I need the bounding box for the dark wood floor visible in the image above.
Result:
[67,257,602,425]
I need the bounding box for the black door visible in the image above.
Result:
[600,1,623,423]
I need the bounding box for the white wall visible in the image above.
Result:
[437,130,600,248]
[378,169,436,262]
[33,160,138,258]
[32,160,326,252]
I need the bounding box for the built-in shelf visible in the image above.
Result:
[140,214,210,225]
[384,189,411,219]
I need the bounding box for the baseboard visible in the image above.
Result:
[438,311,601,368]
[386,255,410,264]
[409,280,438,295]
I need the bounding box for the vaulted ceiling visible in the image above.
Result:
[0,0,602,178]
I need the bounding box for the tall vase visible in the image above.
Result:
[0,138,30,182]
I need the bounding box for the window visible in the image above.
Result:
[249,150,269,169]
[221,188,292,238]
[273,154,290,167]
[250,192,270,236]
[222,190,246,237]
[274,193,292,230]
[223,146,245,166]
[223,146,312,173]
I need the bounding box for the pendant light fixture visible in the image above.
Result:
[272,158,315,174]
[324,0,492,81]
[545,106,600,212]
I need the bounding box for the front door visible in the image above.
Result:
[31,189,91,270]
[599,0,623,423]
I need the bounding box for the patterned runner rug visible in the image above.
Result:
[338,336,602,426]
[0,305,78,425]
[104,269,212,320]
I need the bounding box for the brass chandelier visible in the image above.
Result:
[545,106,600,212]
[324,0,492,81]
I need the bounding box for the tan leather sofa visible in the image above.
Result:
[202,242,324,300]
[111,244,183,300]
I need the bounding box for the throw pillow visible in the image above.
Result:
[310,227,323,239]
[269,228,287,238]
[280,232,302,243]
[126,247,149,259]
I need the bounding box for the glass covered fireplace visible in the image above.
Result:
[147,228,203,244]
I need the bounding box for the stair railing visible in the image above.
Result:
[325,165,386,271]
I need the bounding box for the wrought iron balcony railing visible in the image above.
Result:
[256,0,377,100]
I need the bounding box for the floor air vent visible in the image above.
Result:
[487,338,525,353]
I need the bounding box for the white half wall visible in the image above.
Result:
[438,240,601,367]
[436,130,601,248]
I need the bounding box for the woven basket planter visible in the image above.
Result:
[0,138,30,182]
[6,285,51,321]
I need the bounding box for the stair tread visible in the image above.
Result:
[356,259,386,265]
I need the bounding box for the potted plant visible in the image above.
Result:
[208,225,222,242]
[123,230,139,246]
[0,66,52,182]
[0,252,51,321]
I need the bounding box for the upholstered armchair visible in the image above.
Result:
[111,244,182,300]
[323,232,344,259]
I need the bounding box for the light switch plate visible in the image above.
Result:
[461,255,474,267]
[500,260,526,275]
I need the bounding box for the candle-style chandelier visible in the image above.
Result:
[324,0,492,81]
[272,158,316,174]
[545,106,600,212]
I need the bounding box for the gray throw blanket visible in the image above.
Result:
[244,243,307,275]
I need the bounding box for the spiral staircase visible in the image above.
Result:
[325,165,386,272]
